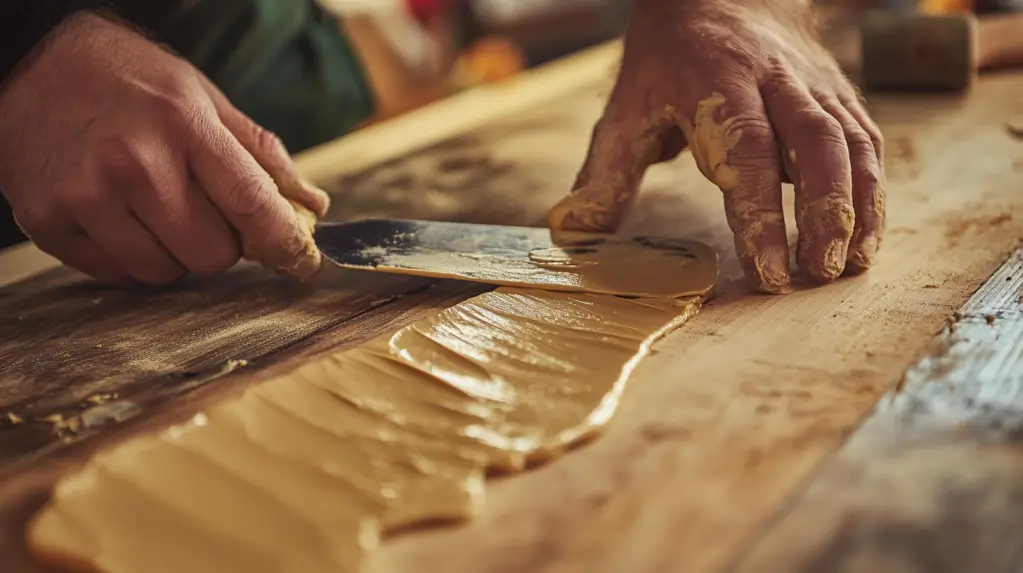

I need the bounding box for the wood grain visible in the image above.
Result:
[0,263,442,463]
[1,40,1023,573]
[730,248,1023,573]
[355,48,1023,573]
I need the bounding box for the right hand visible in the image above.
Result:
[0,12,329,285]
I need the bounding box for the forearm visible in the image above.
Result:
[0,0,113,87]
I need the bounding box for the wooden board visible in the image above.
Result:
[1,41,1023,572]
[733,249,1023,573]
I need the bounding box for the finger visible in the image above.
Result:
[840,93,887,262]
[198,75,330,217]
[12,207,133,285]
[34,231,133,286]
[760,62,854,283]
[817,95,883,272]
[686,86,791,294]
[547,91,682,233]
[77,203,186,285]
[183,109,321,279]
[129,166,242,277]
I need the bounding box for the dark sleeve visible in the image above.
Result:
[0,0,114,85]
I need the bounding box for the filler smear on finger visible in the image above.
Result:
[688,90,792,294]
[188,123,315,277]
[760,69,854,282]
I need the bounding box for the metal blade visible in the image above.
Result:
[314,218,718,298]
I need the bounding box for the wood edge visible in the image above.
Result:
[0,244,59,289]
[728,247,1023,573]
[293,40,621,184]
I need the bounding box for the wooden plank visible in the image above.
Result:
[354,54,1023,573]
[1,40,1023,573]
[0,263,485,464]
[0,244,59,289]
[0,275,488,573]
[729,248,1023,573]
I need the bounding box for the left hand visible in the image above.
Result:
[547,0,885,294]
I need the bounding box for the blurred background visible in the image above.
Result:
[167,0,1013,154]
[22,0,1023,159]
[1,0,1019,250]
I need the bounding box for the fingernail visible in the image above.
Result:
[549,193,619,232]
[819,238,848,281]
[548,196,587,231]
[755,244,792,294]
[849,232,879,270]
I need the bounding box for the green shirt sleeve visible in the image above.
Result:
[133,0,377,153]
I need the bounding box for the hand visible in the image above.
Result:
[0,12,330,285]
[547,0,885,294]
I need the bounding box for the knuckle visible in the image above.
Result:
[727,115,778,165]
[731,115,775,147]
[841,124,883,190]
[792,108,844,143]
[254,125,287,157]
[762,58,790,84]
[91,136,156,199]
[225,174,275,219]
[150,79,199,126]
[715,37,759,71]
[844,125,876,158]
[94,135,144,176]
[67,187,109,216]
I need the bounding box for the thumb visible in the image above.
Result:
[547,98,685,233]
[199,75,331,218]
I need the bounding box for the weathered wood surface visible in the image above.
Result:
[732,249,1023,573]
[0,266,487,464]
[1,41,1023,572]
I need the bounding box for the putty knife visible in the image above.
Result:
[314,218,719,298]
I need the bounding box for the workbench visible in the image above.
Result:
[2,41,1023,573]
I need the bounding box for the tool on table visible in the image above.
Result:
[859,4,1023,92]
[859,10,979,91]
[313,218,719,298]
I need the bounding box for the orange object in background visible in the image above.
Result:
[919,0,974,14]
[453,36,527,85]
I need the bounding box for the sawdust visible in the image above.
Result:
[944,213,1014,247]
[887,227,919,235]
[887,136,921,181]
